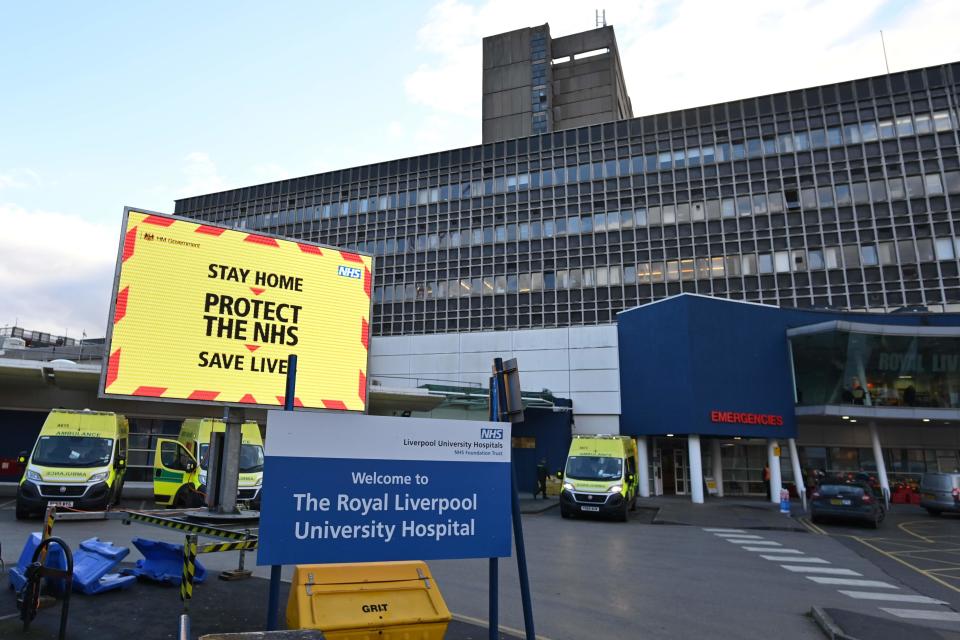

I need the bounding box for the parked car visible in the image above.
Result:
[919,473,960,516]
[810,478,886,528]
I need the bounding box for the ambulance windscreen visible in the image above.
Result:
[565,455,623,481]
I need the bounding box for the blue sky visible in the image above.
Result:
[3,0,960,337]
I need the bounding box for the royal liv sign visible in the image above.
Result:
[257,411,512,565]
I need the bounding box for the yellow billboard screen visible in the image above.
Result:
[100,208,373,411]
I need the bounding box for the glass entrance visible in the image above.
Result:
[673,448,690,495]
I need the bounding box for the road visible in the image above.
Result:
[1,499,958,639]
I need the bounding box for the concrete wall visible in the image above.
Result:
[368,325,621,434]
[482,27,536,142]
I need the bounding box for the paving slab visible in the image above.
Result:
[0,568,509,640]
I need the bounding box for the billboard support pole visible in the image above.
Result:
[487,375,499,640]
[218,408,244,514]
[266,354,297,631]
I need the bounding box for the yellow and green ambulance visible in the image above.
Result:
[559,435,639,521]
[153,419,263,509]
[16,409,129,519]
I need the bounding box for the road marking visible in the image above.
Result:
[879,608,960,622]
[729,540,781,546]
[714,533,762,539]
[897,520,936,543]
[798,517,828,535]
[782,566,861,576]
[0,499,16,509]
[703,528,746,533]
[854,536,960,595]
[839,591,946,604]
[742,547,802,553]
[807,577,898,589]
[761,556,829,564]
[452,613,557,640]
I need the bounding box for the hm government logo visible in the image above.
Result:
[337,265,363,279]
[480,428,503,440]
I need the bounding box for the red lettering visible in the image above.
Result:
[709,410,785,427]
[711,411,720,422]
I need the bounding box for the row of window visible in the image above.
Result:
[341,171,960,257]
[236,109,960,231]
[370,235,960,303]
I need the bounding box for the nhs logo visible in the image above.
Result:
[480,428,503,439]
[337,265,362,279]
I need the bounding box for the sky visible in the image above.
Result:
[3,0,960,338]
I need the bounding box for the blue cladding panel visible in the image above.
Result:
[618,295,960,439]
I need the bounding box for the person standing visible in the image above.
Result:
[535,458,548,499]
[763,464,771,500]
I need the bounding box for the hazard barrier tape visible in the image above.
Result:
[123,512,254,540]
[196,539,258,554]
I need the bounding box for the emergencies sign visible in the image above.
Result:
[257,411,512,565]
[99,207,373,411]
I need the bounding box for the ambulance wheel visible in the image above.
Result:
[629,495,638,511]
[112,479,125,506]
[15,501,30,520]
[560,505,571,519]
[172,487,191,508]
[616,504,629,522]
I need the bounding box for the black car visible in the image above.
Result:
[810,479,886,528]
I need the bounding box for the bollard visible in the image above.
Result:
[180,534,198,610]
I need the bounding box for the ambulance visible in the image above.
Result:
[559,435,639,521]
[153,419,264,509]
[16,409,129,519]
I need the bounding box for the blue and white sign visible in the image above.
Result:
[257,411,512,566]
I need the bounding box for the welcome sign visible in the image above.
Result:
[257,411,512,565]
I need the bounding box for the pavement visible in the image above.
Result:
[636,494,807,530]
[1,496,959,639]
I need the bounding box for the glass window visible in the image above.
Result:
[543,220,555,237]
[531,273,543,291]
[736,196,752,215]
[581,215,593,232]
[869,180,887,202]
[725,255,741,276]
[801,188,817,209]
[519,223,529,240]
[843,124,861,144]
[935,238,955,261]
[752,194,767,214]
[596,266,609,286]
[767,193,784,212]
[506,274,518,293]
[662,206,676,224]
[650,262,665,282]
[623,265,637,284]
[861,245,879,266]
[706,200,721,219]
[878,242,896,266]
[691,202,705,221]
[888,178,905,200]
[721,199,735,218]
[569,268,583,288]
[906,176,925,198]
[810,129,827,149]
[647,206,661,225]
[792,249,806,271]
[825,247,840,269]
[676,203,690,223]
[852,182,870,204]
[925,174,944,196]
[758,253,774,274]
[741,254,757,275]
[530,221,541,239]
[861,122,878,141]
[898,239,917,263]
[914,114,933,134]
[679,259,695,281]
[635,208,647,226]
[567,216,580,234]
[842,245,861,267]
[879,120,896,139]
[519,273,531,292]
[732,143,745,160]
[696,258,711,279]
[507,223,518,241]
[606,213,620,231]
[917,238,935,262]
[831,184,850,206]
[620,210,634,228]
[896,116,914,137]
[594,213,606,232]
[711,256,725,277]
[483,227,494,243]
[827,127,843,146]
[659,152,672,169]
[946,171,960,194]
[777,133,794,153]
[494,275,506,294]
[818,186,834,207]
[495,225,506,242]
[556,270,569,289]
[610,265,622,285]
[666,261,680,281]
[774,251,790,273]
[934,111,952,131]
[794,132,809,151]
[808,249,825,270]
